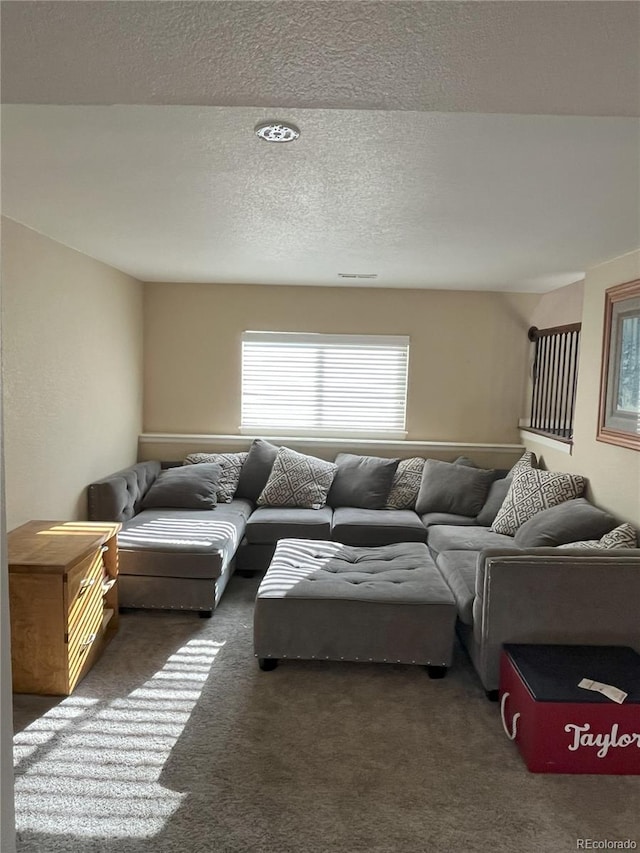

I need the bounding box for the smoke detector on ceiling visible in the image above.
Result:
[255,121,300,143]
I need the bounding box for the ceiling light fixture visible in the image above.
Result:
[255,121,300,143]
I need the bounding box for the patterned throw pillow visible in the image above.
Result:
[184,452,248,503]
[557,523,638,550]
[507,451,537,479]
[491,467,585,536]
[386,457,425,509]
[257,447,338,510]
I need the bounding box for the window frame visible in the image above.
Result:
[597,278,640,451]
[239,331,410,439]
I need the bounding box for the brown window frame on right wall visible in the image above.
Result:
[597,277,640,451]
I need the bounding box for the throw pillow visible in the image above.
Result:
[475,477,513,527]
[453,456,477,467]
[491,468,585,536]
[141,463,222,510]
[507,451,537,479]
[184,452,248,502]
[558,523,638,550]
[415,459,496,517]
[257,447,337,510]
[386,457,425,510]
[235,439,279,502]
[327,453,400,509]
[514,498,618,548]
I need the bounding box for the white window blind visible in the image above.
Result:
[241,332,409,437]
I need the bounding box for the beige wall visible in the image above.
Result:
[1,218,144,529]
[528,279,584,330]
[144,282,537,448]
[0,256,16,853]
[523,250,640,524]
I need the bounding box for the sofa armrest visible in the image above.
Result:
[87,460,162,522]
[472,547,640,691]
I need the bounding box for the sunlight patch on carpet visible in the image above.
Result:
[13,638,224,838]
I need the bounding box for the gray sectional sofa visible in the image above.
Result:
[88,460,253,614]
[87,441,640,693]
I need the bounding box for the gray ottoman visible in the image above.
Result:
[253,539,457,677]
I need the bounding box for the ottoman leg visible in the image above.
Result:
[258,658,279,672]
[426,665,447,679]
[485,689,500,702]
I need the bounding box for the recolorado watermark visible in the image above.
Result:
[577,841,637,850]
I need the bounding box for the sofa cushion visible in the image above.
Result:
[386,457,425,510]
[557,523,638,550]
[331,507,427,546]
[415,459,496,517]
[421,512,478,528]
[117,500,253,578]
[235,439,279,501]
[513,498,618,548]
[427,524,516,554]
[507,450,537,478]
[436,550,478,625]
[246,506,333,544]
[475,477,512,527]
[140,463,222,510]
[491,468,586,536]
[184,452,248,503]
[257,446,337,509]
[328,453,399,509]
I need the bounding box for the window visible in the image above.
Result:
[241,332,409,437]
[598,278,640,451]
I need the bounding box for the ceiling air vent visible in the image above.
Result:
[338,273,378,280]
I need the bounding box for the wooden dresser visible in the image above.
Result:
[7,520,121,695]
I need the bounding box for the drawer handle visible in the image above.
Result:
[81,632,97,649]
[500,691,521,741]
[78,577,96,596]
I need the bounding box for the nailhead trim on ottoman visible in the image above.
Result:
[253,539,457,669]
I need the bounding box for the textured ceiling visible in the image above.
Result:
[2,1,639,116]
[1,1,639,290]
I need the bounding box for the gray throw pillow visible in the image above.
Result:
[415,459,496,517]
[476,477,513,527]
[257,447,337,509]
[514,498,618,548]
[453,456,477,467]
[141,463,222,509]
[235,439,279,502]
[184,451,248,502]
[328,453,400,509]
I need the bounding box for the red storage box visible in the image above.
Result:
[499,644,640,774]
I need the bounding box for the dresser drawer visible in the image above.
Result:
[67,586,104,674]
[66,549,104,630]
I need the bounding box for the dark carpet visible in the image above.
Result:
[13,573,640,853]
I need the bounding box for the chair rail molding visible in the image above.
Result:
[139,433,525,454]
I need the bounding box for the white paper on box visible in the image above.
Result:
[578,678,628,704]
